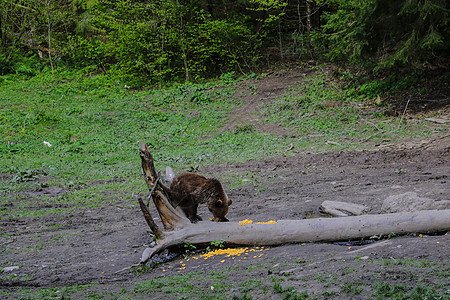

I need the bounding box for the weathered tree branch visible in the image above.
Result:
[138,197,164,240]
[139,142,190,230]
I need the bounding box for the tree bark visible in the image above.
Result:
[138,143,450,265]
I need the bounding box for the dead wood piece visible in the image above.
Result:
[139,209,450,264]
[139,143,190,230]
[425,117,449,124]
[137,143,450,267]
[139,143,158,189]
[320,200,368,217]
[138,198,164,239]
[152,191,191,229]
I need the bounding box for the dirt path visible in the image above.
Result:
[220,68,313,136]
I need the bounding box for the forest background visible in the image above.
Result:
[1,0,449,86]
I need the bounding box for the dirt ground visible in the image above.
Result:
[1,68,449,299]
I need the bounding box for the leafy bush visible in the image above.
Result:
[0,54,45,78]
[316,0,450,71]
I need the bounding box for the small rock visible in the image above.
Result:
[2,266,19,272]
[425,117,449,124]
[381,192,450,213]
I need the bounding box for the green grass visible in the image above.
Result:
[262,72,441,148]
[372,282,448,300]
[0,70,290,188]
[341,280,364,295]
[0,283,99,299]
[1,69,284,224]
[273,283,309,299]
[5,261,449,299]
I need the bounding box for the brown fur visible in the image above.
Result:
[169,173,232,223]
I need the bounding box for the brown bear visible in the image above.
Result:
[169,172,232,223]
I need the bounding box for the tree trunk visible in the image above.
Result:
[138,143,450,265]
[45,0,54,71]
[305,0,312,32]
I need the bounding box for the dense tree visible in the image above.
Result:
[1,0,448,82]
[317,0,450,70]
[0,0,81,74]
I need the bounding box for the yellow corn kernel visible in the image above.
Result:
[255,220,277,224]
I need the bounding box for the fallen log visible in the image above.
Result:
[138,143,450,265]
[139,209,450,264]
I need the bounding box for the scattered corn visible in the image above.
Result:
[239,219,277,226]
[201,247,248,259]
[175,246,270,272]
[255,220,277,224]
[239,219,253,226]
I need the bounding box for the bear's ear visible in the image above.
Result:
[228,199,233,205]
[215,199,224,207]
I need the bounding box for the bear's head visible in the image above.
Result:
[205,178,232,222]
